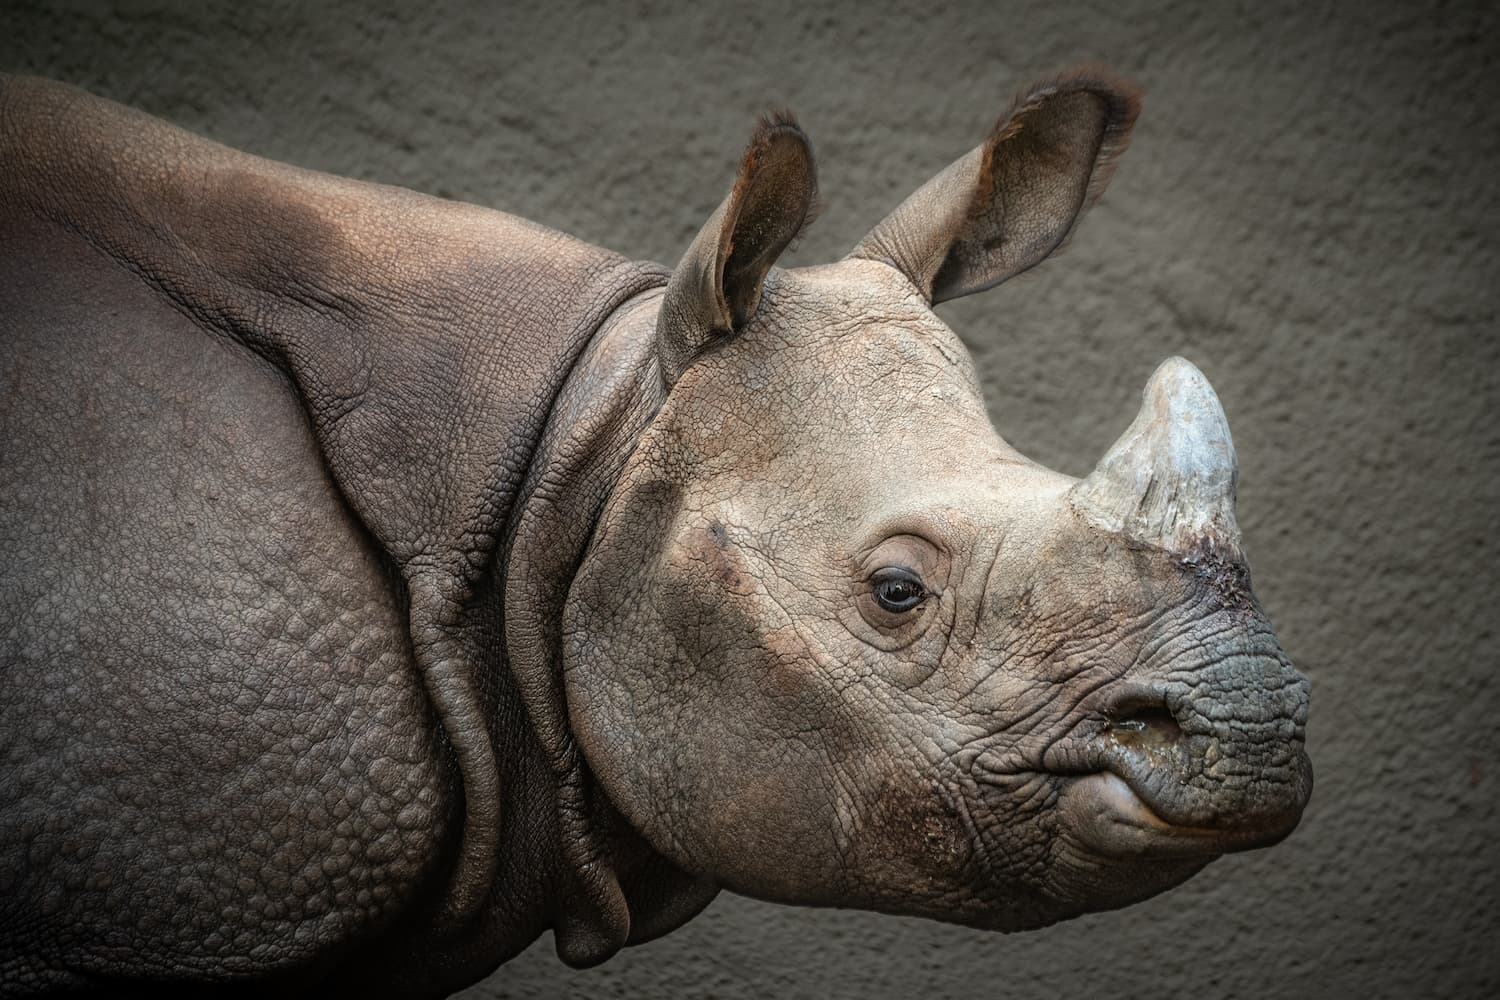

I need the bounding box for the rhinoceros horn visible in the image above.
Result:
[1068,357,1242,560]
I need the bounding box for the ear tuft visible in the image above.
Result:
[745,111,825,248]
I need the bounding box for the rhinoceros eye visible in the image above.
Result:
[849,536,946,646]
[872,567,927,613]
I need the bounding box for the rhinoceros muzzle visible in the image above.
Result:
[1046,671,1313,859]
[1036,357,1314,860]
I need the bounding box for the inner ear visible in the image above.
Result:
[849,69,1140,305]
[722,127,816,327]
[932,89,1116,301]
[656,114,818,387]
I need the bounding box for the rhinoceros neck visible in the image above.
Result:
[499,285,720,967]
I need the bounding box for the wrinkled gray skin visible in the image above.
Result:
[0,69,1311,998]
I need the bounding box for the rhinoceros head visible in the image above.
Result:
[562,71,1311,936]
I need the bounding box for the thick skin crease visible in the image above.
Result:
[0,68,1309,998]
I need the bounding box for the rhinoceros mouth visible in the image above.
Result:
[1030,675,1311,860]
[1057,771,1298,859]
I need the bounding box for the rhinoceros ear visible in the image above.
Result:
[849,69,1140,304]
[657,113,818,387]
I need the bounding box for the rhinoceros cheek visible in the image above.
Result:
[833,773,975,904]
[937,770,1216,930]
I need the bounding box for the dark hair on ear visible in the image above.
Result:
[709,109,822,328]
[988,65,1142,221]
[741,109,824,251]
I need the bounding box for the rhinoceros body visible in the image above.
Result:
[0,72,1311,997]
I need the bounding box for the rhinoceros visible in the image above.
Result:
[0,68,1312,997]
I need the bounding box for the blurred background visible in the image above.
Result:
[3,1,1496,996]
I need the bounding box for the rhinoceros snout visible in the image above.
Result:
[1052,664,1313,858]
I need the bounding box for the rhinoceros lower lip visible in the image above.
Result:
[1059,772,1289,860]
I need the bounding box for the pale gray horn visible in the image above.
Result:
[1069,357,1242,559]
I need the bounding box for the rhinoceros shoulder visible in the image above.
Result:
[0,74,667,991]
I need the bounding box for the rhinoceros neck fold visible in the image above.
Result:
[500,284,719,966]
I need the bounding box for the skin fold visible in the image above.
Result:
[0,68,1310,997]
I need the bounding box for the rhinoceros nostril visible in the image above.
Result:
[1105,705,1183,750]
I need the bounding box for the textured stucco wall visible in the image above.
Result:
[3,1,1496,997]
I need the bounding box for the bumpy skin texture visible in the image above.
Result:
[0,77,668,995]
[0,69,1311,997]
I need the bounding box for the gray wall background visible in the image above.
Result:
[4,0,1496,996]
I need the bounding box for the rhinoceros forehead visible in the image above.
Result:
[646,259,1056,526]
[694,262,993,435]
